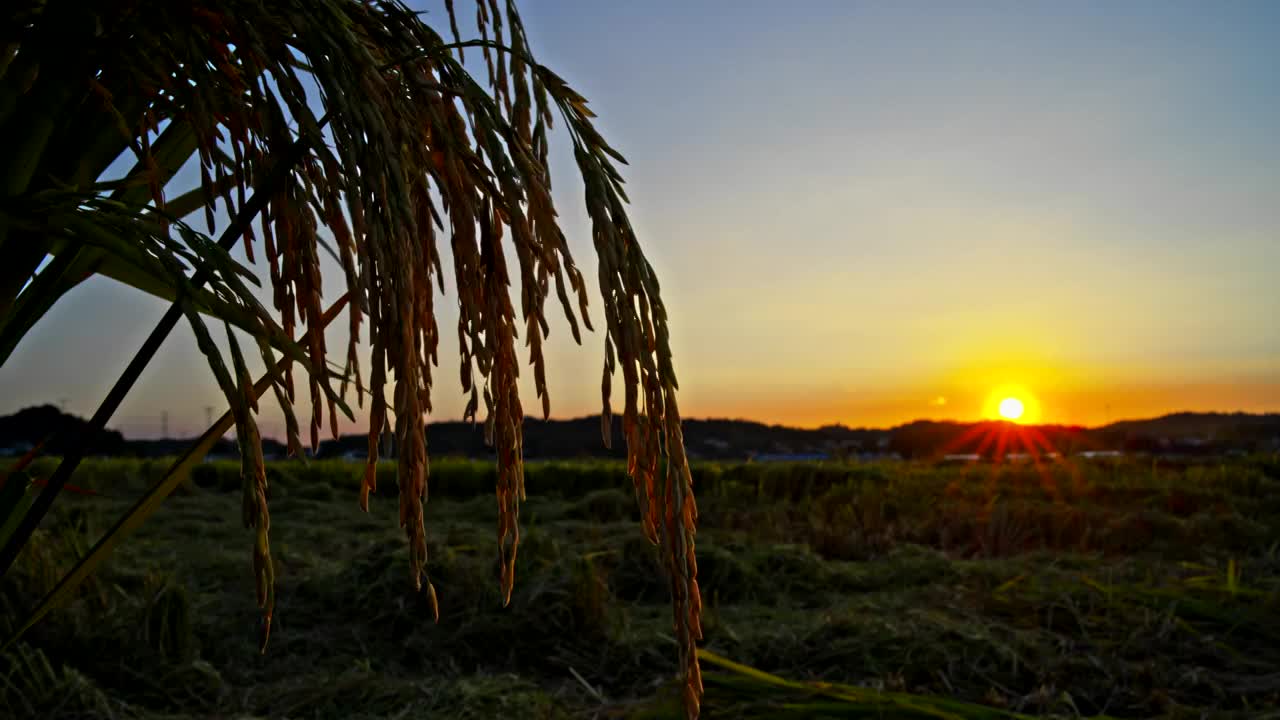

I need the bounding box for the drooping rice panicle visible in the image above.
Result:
[2,1,700,714]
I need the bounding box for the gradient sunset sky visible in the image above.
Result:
[1,0,1277,438]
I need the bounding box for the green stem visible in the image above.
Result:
[0,245,48,320]
[0,118,324,579]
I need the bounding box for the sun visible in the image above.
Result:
[998,396,1025,421]
[982,384,1041,424]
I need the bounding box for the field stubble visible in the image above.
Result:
[3,456,1279,718]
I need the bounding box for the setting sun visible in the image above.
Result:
[982,385,1042,424]
[998,397,1025,421]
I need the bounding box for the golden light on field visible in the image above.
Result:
[983,385,1041,424]
[998,397,1025,421]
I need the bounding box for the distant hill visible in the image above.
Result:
[0,406,1276,461]
[1098,411,1280,442]
[310,416,886,461]
[0,405,126,456]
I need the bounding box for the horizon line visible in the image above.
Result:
[10,403,1274,443]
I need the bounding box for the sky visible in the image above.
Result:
[2,0,1278,437]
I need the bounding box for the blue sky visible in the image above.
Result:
[1,1,1277,436]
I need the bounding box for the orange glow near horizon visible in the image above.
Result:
[659,373,1280,433]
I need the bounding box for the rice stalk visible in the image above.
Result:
[1,296,351,653]
[1,1,699,713]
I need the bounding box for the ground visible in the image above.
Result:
[3,456,1279,718]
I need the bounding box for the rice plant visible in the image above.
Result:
[0,1,700,714]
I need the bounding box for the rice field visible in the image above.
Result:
[3,455,1279,718]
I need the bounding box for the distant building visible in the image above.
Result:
[1001,452,1061,463]
[750,453,830,463]
[0,441,33,457]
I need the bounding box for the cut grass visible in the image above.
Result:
[3,456,1279,718]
